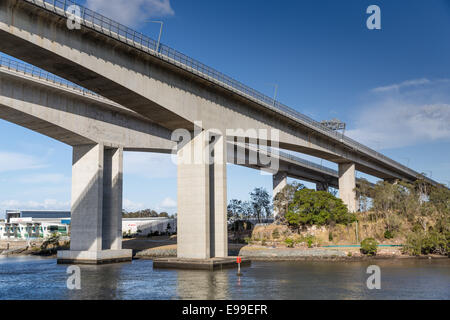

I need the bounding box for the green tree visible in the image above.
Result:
[250,187,272,223]
[227,199,243,222]
[355,178,373,212]
[285,189,355,229]
[273,182,304,223]
[429,185,450,213]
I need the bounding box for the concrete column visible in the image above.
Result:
[102,147,123,250]
[57,144,131,264]
[177,131,210,259]
[212,134,228,258]
[70,144,104,252]
[273,172,288,218]
[177,131,227,259]
[338,163,358,212]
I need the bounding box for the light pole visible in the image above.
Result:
[145,20,164,53]
[272,84,278,106]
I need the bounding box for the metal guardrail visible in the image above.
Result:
[15,0,435,183]
[0,55,98,97]
[251,144,338,176]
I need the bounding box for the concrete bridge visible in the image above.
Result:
[0,0,439,263]
[0,56,373,262]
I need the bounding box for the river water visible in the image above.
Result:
[0,256,448,300]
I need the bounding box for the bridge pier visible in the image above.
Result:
[273,172,288,218]
[338,163,358,212]
[177,131,228,259]
[57,144,132,264]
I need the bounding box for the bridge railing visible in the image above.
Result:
[19,0,429,181]
[249,144,338,176]
[0,55,100,98]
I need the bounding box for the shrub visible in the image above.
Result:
[272,229,280,240]
[305,235,315,248]
[402,232,423,256]
[360,238,378,256]
[41,233,60,250]
[384,230,394,239]
[328,232,333,242]
[285,238,294,248]
[244,237,252,244]
[403,228,449,256]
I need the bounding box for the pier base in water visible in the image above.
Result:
[153,257,251,271]
[57,249,132,265]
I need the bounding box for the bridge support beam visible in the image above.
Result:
[273,172,288,218]
[338,163,358,213]
[177,131,227,259]
[57,144,132,264]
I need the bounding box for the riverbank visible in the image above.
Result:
[2,238,447,261]
[127,238,448,261]
[0,239,68,257]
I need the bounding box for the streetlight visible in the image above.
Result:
[145,20,164,53]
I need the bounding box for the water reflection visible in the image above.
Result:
[0,257,448,300]
[66,264,123,300]
[176,270,230,299]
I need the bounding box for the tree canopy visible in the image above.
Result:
[227,187,273,222]
[285,188,356,228]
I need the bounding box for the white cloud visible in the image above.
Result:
[85,0,174,27]
[123,198,146,212]
[0,199,70,211]
[124,152,176,179]
[371,78,431,93]
[159,197,177,209]
[347,79,450,149]
[0,152,47,173]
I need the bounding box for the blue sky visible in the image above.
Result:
[1,0,450,217]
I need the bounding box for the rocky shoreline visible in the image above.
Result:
[131,244,448,261]
[2,239,447,261]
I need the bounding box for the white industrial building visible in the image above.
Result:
[0,217,69,240]
[5,210,70,222]
[1,210,176,240]
[122,217,176,237]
